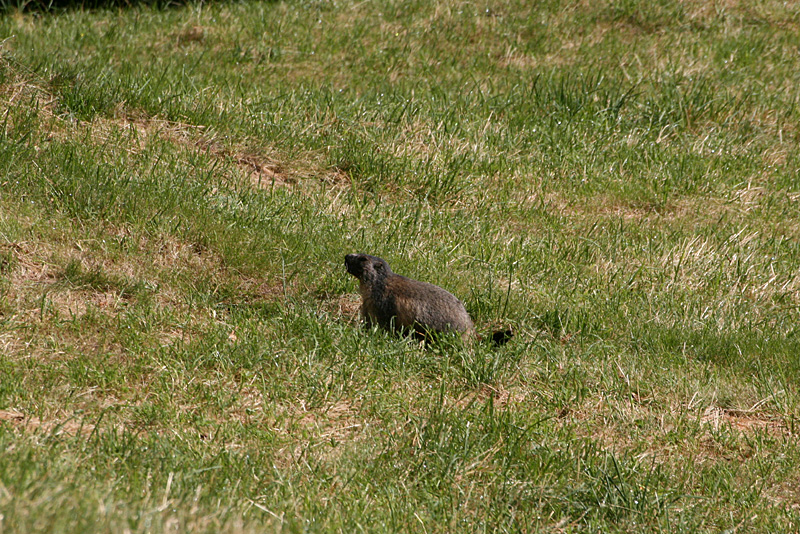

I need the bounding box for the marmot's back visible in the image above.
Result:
[387,275,474,334]
[345,253,474,338]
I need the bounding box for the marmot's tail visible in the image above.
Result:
[491,328,514,346]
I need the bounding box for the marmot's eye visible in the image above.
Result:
[374,263,383,270]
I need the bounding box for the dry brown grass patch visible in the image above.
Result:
[271,398,369,469]
[700,405,789,437]
[94,114,315,190]
[8,248,131,319]
[175,25,207,46]
[303,400,365,441]
[502,21,626,71]
[0,225,261,357]
[659,232,800,305]
[145,232,224,276]
[0,66,319,193]
[0,408,118,437]
[537,191,715,223]
[332,293,361,324]
[44,289,125,319]
[563,395,643,451]
[454,383,528,410]
[765,476,800,509]
[3,242,56,283]
[563,390,796,466]
[682,0,800,26]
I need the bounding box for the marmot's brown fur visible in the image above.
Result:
[345,253,511,344]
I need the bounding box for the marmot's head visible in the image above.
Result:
[345,253,393,283]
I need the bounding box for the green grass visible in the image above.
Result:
[1,0,800,531]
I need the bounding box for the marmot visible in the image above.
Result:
[345,253,512,344]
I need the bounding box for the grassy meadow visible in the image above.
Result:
[1,0,800,531]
